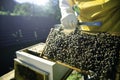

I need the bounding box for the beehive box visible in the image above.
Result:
[14,59,48,80]
[15,43,71,80]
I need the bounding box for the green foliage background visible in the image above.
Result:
[0,0,61,20]
[66,71,83,80]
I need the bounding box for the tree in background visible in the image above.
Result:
[0,0,61,20]
[12,3,32,16]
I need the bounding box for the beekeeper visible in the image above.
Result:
[59,0,120,79]
[59,0,120,34]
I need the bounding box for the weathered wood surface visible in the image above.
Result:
[0,70,14,80]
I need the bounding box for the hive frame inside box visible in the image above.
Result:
[16,50,71,80]
[14,58,49,80]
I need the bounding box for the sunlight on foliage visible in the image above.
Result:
[0,0,61,20]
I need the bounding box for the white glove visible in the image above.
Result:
[61,13,78,29]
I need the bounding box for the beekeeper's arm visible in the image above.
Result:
[59,0,77,29]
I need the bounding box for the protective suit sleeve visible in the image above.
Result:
[59,0,78,29]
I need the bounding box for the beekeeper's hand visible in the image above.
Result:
[61,13,78,29]
[59,0,78,29]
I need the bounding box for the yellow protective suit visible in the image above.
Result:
[68,0,120,34]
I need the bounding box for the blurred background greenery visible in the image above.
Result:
[0,0,61,20]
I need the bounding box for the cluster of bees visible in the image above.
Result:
[42,26,120,80]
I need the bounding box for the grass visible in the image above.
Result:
[66,70,83,80]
